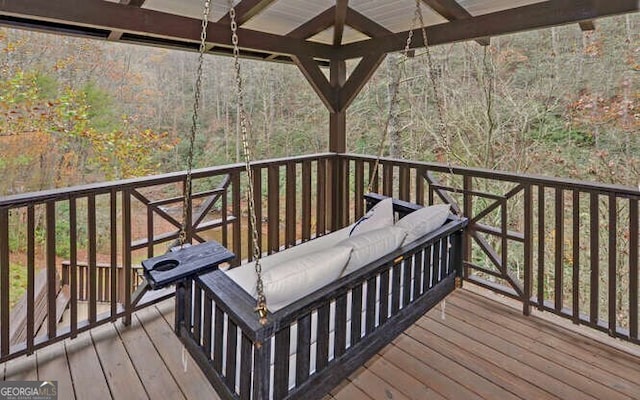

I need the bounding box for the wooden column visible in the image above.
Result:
[294,52,385,231]
[329,59,347,230]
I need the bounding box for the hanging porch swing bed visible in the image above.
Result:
[174,194,467,400]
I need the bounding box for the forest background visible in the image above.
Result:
[0,13,638,196]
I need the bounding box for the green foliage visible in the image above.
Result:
[529,115,594,147]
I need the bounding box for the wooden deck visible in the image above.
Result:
[2,289,640,400]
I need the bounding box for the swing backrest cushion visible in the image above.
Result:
[340,226,407,277]
[349,198,394,237]
[225,245,353,312]
[396,204,451,245]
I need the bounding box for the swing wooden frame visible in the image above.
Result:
[174,194,467,400]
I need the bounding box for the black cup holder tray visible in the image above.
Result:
[141,241,235,290]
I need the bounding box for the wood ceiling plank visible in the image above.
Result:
[334,0,349,45]
[287,6,336,40]
[339,0,639,60]
[217,0,277,26]
[0,0,335,60]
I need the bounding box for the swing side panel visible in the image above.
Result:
[176,202,467,400]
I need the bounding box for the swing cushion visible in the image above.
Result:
[340,226,407,277]
[396,204,451,245]
[261,246,352,311]
[349,198,394,237]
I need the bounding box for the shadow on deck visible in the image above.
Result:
[2,289,639,400]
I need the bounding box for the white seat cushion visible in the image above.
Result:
[339,226,407,277]
[349,198,394,237]
[396,204,450,244]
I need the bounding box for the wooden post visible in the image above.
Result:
[329,59,347,230]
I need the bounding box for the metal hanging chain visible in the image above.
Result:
[366,4,419,193]
[415,0,462,214]
[229,4,268,325]
[179,0,212,246]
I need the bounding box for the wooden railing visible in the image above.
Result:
[1,151,637,362]
[0,153,335,363]
[341,154,639,345]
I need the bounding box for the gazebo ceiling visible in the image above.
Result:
[0,0,638,64]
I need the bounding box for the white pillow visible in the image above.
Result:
[349,198,394,237]
[340,226,407,277]
[396,204,450,244]
[227,246,352,312]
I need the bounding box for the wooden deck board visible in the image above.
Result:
[65,331,112,399]
[446,298,640,399]
[91,322,148,400]
[115,316,186,400]
[36,342,75,400]
[1,289,639,400]
[135,304,221,400]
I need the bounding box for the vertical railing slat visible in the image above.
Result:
[365,276,377,334]
[523,184,533,316]
[554,189,563,313]
[225,319,238,390]
[630,198,638,341]
[302,160,312,242]
[88,195,97,323]
[46,201,57,338]
[382,163,393,198]
[379,269,390,325]
[1,207,10,356]
[268,165,280,255]
[608,195,617,336]
[26,206,35,351]
[590,192,599,325]
[273,327,291,400]
[350,285,363,346]
[232,171,242,266]
[252,168,263,260]
[239,333,253,400]
[296,313,311,386]
[416,167,425,205]
[110,190,118,318]
[537,186,545,310]
[572,190,580,324]
[399,166,410,201]
[203,293,212,357]
[317,159,326,236]
[334,294,347,358]
[122,190,132,325]
[213,305,224,373]
[355,160,364,220]
[316,304,330,370]
[285,162,296,248]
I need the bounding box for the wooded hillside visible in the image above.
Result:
[0,13,637,196]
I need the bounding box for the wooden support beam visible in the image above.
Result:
[579,20,596,31]
[292,55,336,113]
[339,0,639,59]
[0,0,335,60]
[345,8,393,38]
[422,0,489,45]
[338,53,385,112]
[288,6,335,40]
[108,0,146,41]
[217,0,277,26]
[333,0,349,45]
